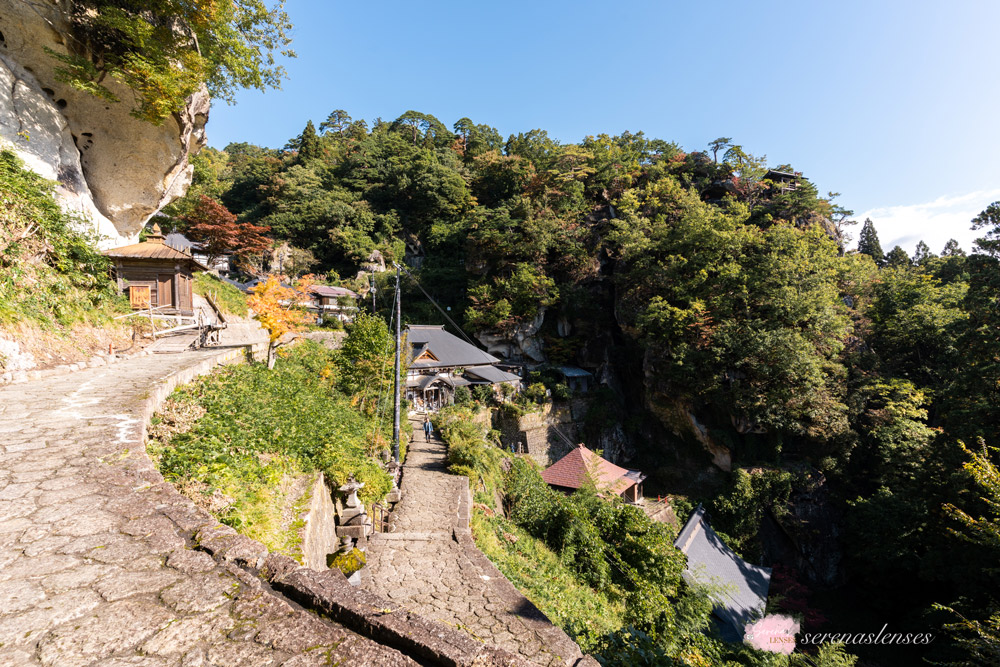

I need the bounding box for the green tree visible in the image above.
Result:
[938,442,1000,665]
[866,266,967,386]
[336,313,398,412]
[885,245,912,268]
[48,0,294,124]
[972,200,1000,256]
[319,109,352,135]
[912,240,934,265]
[857,218,885,266]
[708,136,732,163]
[288,120,322,162]
[942,238,966,257]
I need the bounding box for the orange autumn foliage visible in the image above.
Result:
[247,274,314,345]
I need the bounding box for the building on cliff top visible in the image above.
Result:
[541,444,646,504]
[405,324,521,411]
[307,285,360,324]
[104,224,207,315]
[674,504,772,642]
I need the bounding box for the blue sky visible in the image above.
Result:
[207,0,1000,254]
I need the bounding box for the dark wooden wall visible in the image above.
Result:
[114,259,195,314]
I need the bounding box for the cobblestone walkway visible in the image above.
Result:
[0,350,414,667]
[364,420,584,667]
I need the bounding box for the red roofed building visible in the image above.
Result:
[541,444,646,504]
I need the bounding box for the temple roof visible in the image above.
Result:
[406,325,499,369]
[541,444,636,495]
[674,505,772,641]
[103,224,208,269]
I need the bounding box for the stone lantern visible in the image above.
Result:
[339,475,364,509]
[336,475,371,540]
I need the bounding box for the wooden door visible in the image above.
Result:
[178,273,192,311]
[157,274,174,308]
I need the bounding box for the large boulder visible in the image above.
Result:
[0,1,208,246]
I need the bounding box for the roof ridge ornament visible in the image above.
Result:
[147,223,165,244]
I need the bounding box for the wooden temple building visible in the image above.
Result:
[674,505,772,641]
[405,324,521,411]
[103,224,208,315]
[541,444,646,504]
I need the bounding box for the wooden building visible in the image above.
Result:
[405,324,521,411]
[307,285,360,324]
[540,444,646,504]
[103,224,208,315]
[674,505,771,641]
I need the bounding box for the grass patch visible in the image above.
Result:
[194,272,248,317]
[472,509,623,653]
[149,340,394,557]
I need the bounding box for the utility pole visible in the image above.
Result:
[392,264,401,463]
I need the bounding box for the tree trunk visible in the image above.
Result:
[267,343,276,369]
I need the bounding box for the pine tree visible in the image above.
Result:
[942,239,966,257]
[912,240,934,265]
[857,218,885,266]
[298,120,322,162]
[886,245,912,268]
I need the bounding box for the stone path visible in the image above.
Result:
[364,420,587,667]
[0,349,416,667]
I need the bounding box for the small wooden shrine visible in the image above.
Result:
[103,224,208,315]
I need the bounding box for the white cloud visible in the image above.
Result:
[850,189,1000,256]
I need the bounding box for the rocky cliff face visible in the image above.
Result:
[0,1,208,246]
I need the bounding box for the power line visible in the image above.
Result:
[394,262,495,363]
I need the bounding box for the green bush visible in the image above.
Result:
[523,382,549,404]
[0,149,126,327]
[437,406,506,506]
[454,385,472,405]
[472,384,495,405]
[708,468,794,560]
[434,402,786,666]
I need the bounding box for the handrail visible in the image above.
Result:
[369,501,390,533]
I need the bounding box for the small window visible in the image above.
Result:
[129,285,151,309]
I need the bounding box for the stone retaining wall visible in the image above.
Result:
[495,401,588,466]
[298,473,338,570]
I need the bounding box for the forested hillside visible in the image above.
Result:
[163,111,1000,665]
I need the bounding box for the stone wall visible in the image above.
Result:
[451,482,600,667]
[495,400,588,466]
[298,473,338,570]
[131,343,551,665]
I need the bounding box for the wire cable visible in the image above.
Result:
[394,262,496,365]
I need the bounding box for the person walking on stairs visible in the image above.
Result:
[423,416,432,440]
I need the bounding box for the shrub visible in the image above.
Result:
[454,385,472,405]
[0,149,126,327]
[523,382,549,404]
[472,384,495,405]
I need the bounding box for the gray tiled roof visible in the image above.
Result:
[464,365,520,384]
[310,285,358,298]
[406,325,499,369]
[558,366,593,378]
[674,505,771,642]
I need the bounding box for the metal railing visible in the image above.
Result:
[113,303,226,347]
[369,501,390,533]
